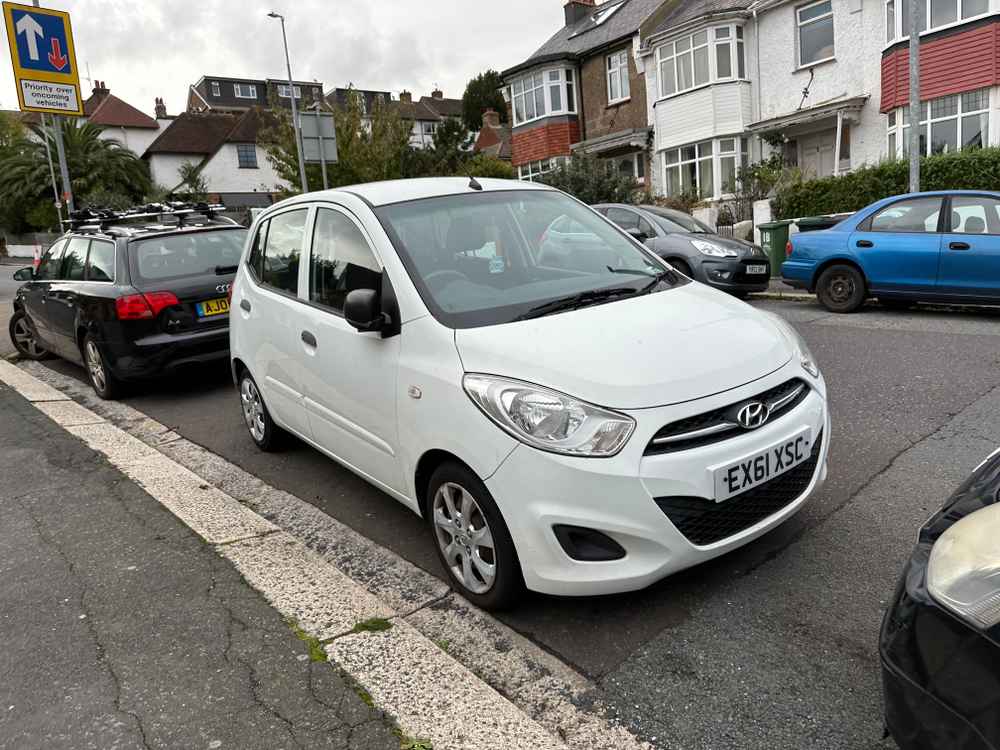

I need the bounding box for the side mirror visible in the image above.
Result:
[344,289,386,333]
[625,227,648,242]
[12,266,33,281]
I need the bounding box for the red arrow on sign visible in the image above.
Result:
[48,38,68,71]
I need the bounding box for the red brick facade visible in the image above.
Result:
[511,119,581,166]
[881,21,1000,112]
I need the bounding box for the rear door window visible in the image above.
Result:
[130,229,247,284]
[247,220,268,281]
[948,195,1000,234]
[261,209,307,294]
[59,238,90,281]
[606,208,640,231]
[85,241,116,282]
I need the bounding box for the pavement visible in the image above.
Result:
[5,290,1000,749]
[0,378,399,750]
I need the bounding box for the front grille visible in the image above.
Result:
[645,378,809,455]
[654,430,823,546]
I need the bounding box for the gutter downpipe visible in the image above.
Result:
[753,8,763,161]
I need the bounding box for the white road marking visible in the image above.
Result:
[2,362,654,750]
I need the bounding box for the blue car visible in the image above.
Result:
[782,191,1000,313]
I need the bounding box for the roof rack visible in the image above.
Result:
[62,202,231,232]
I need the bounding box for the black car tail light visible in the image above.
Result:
[115,292,179,320]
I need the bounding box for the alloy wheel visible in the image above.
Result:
[12,317,44,358]
[432,482,497,595]
[240,377,266,443]
[85,340,107,392]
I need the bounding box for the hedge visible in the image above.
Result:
[772,147,1000,219]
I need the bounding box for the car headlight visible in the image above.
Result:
[463,374,635,457]
[761,312,821,379]
[928,503,1000,629]
[691,239,738,258]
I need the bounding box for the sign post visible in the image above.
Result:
[4,0,81,212]
[299,111,338,191]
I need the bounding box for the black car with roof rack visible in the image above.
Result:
[7,203,247,398]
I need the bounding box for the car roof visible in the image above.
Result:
[268,177,556,210]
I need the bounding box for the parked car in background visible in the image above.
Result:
[880,446,1000,750]
[783,191,1000,313]
[594,204,771,296]
[8,205,246,399]
[230,178,829,610]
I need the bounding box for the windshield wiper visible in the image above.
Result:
[514,286,638,321]
[638,268,678,294]
[605,266,658,278]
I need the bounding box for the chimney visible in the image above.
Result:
[92,79,109,99]
[154,97,167,118]
[564,0,597,26]
[431,88,443,100]
[399,90,412,103]
[482,108,500,129]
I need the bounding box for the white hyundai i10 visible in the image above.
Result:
[229,178,830,609]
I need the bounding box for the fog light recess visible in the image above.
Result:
[553,524,626,562]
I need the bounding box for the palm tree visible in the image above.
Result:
[0,119,151,210]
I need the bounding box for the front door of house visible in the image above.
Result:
[799,131,836,179]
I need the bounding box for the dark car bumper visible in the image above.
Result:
[880,452,1000,750]
[104,323,230,380]
[694,257,771,293]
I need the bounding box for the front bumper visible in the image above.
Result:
[486,362,829,596]
[696,257,771,293]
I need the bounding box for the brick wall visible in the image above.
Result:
[881,21,1000,112]
[511,119,581,166]
[580,45,648,137]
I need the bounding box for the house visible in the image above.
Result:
[187,75,327,113]
[473,108,512,160]
[325,87,392,126]
[82,81,164,156]
[143,108,286,208]
[391,89,471,149]
[501,0,675,182]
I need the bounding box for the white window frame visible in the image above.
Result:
[612,153,645,184]
[607,50,631,105]
[661,137,749,200]
[797,0,835,68]
[889,88,991,157]
[236,143,259,169]
[517,157,567,181]
[277,84,303,99]
[886,0,992,43]
[655,23,748,100]
[234,83,258,99]
[210,81,221,97]
[510,67,577,127]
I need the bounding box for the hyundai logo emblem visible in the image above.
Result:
[737,401,770,430]
[216,283,231,294]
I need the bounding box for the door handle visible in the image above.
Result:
[240,299,251,312]
[301,331,317,347]
[856,240,874,248]
[949,241,971,251]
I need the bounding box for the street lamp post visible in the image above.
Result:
[268,11,309,193]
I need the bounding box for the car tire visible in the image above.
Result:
[816,264,867,313]
[238,370,284,451]
[8,310,51,360]
[669,259,693,278]
[427,461,523,610]
[82,334,123,399]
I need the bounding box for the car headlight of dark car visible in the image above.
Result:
[927,499,1000,629]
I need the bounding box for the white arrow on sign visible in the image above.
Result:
[15,13,44,62]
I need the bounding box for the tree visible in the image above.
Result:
[464,153,515,179]
[0,118,150,230]
[538,154,638,204]
[175,161,209,202]
[429,118,473,175]
[461,70,507,132]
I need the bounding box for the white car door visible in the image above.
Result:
[238,206,313,439]
[296,203,405,494]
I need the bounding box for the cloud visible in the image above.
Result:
[0,0,562,115]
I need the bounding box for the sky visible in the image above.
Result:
[1,0,564,115]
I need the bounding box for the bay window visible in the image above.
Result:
[511,68,577,126]
[886,0,989,41]
[797,0,835,67]
[517,157,568,181]
[888,89,990,157]
[656,24,747,98]
[607,50,631,104]
[662,137,749,199]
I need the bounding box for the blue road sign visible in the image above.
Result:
[10,6,71,74]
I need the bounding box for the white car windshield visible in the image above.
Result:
[375,191,684,328]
